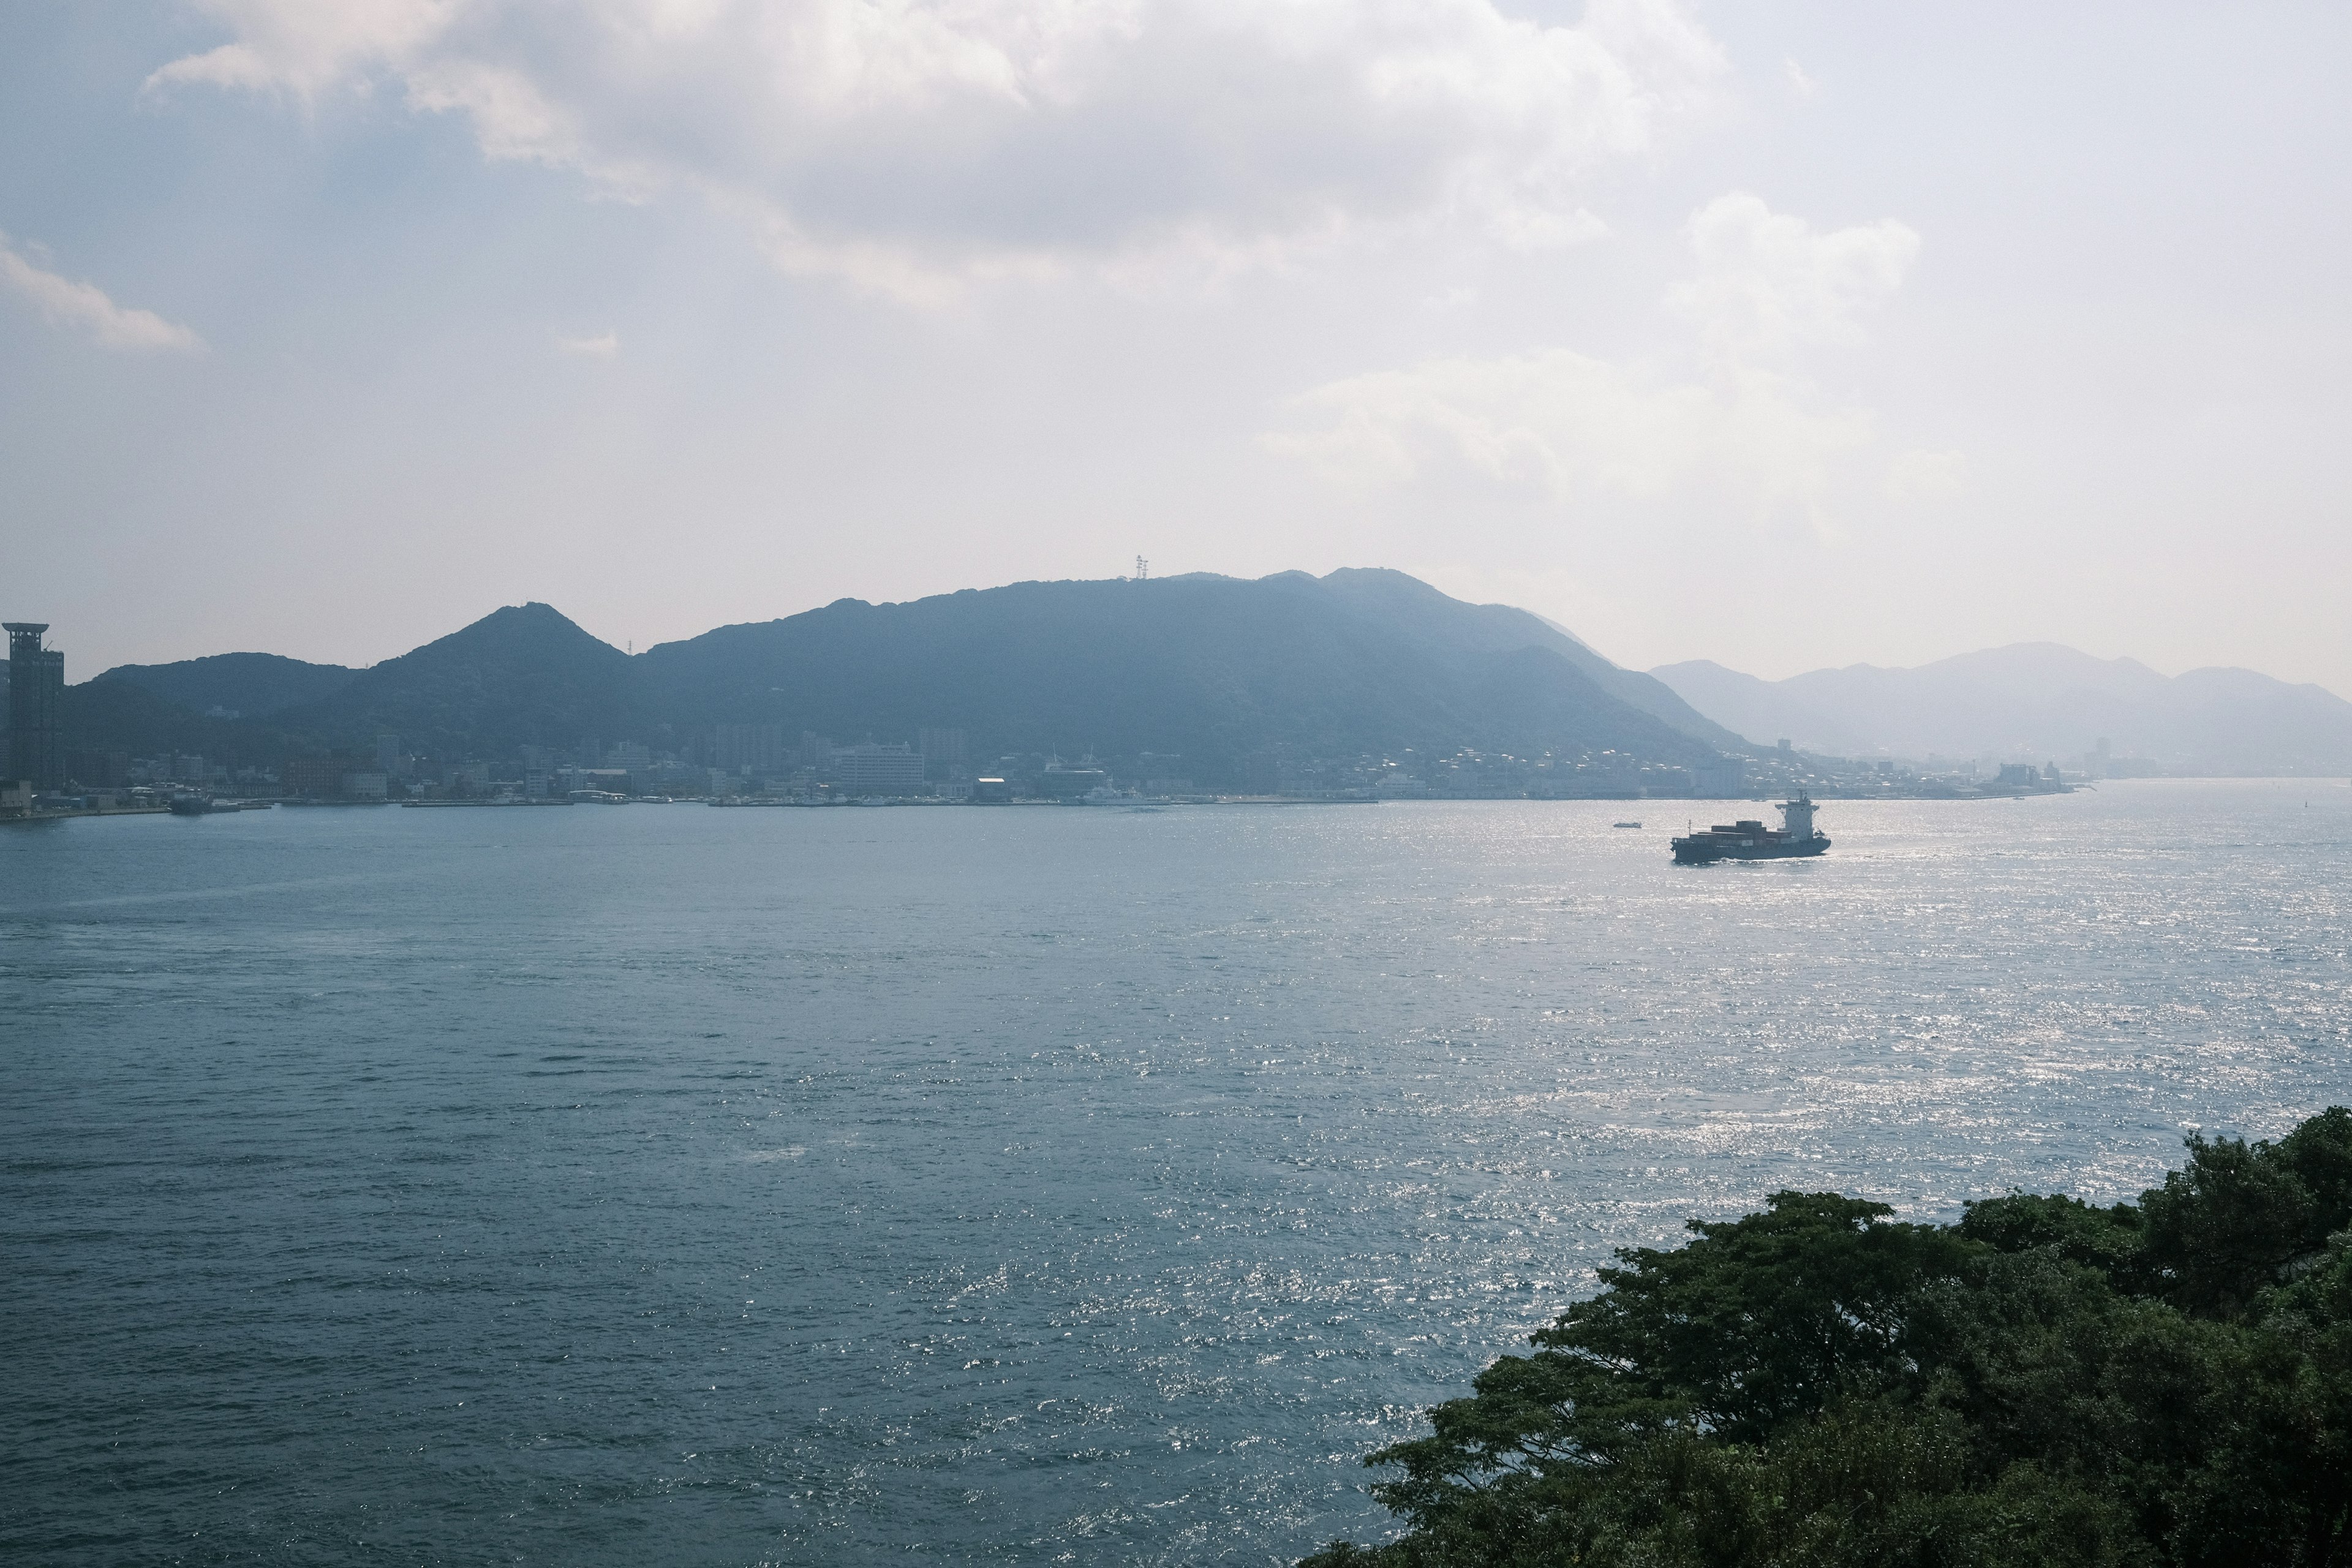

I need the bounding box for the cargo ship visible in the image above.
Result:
[168,793,271,815]
[1671,793,1829,864]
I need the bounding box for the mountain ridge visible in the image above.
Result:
[74,571,1732,782]
[76,583,2347,779]
[92,650,361,718]
[629,570,1725,782]
[1653,643,2352,772]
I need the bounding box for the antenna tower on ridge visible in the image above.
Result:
[1135,555,1148,581]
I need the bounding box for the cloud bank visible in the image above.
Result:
[0,235,206,352]
[1268,194,1926,524]
[146,0,1726,298]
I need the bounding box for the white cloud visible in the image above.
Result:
[0,235,206,352]
[1268,194,1919,527]
[1667,192,1917,361]
[1267,349,1874,518]
[144,0,458,100]
[556,330,619,358]
[145,0,1727,298]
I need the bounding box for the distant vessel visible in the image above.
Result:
[1671,794,1829,865]
[168,794,269,815]
[1612,820,1642,829]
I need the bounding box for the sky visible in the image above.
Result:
[2,1,2347,695]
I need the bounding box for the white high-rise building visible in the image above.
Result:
[834,743,925,795]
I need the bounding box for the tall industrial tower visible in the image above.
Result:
[5,623,63,790]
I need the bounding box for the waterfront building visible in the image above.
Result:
[1694,756,1748,799]
[834,742,925,796]
[918,728,968,769]
[557,766,631,795]
[5,622,64,790]
[713,723,787,775]
[282,756,350,798]
[65,749,130,788]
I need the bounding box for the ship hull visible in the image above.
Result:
[1672,835,1831,865]
[168,796,266,815]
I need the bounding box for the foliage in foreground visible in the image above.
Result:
[1306,1109,2352,1568]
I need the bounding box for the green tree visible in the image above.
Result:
[1306,1110,2352,1568]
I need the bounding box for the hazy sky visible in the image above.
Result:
[4,2,2347,693]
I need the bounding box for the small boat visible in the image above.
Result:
[1612,820,1642,829]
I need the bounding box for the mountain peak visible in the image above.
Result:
[257,600,634,752]
[450,601,600,638]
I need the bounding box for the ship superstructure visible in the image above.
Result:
[1670,793,1830,865]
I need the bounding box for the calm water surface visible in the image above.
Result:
[4,783,2348,1564]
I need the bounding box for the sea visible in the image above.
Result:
[3,780,2347,1566]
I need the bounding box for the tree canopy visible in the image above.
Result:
[1307,1109,2352,1567]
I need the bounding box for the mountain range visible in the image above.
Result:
[1651,644,2352,773]
[68,570,1735,784]
[53,575,2352,780]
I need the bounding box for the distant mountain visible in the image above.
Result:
[271,603,639,756]
[94,651,359,718]
[632,568,1724,783]
[1652,644,2352,773]
[62,594,2351,780]
[57,572,1733,778]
